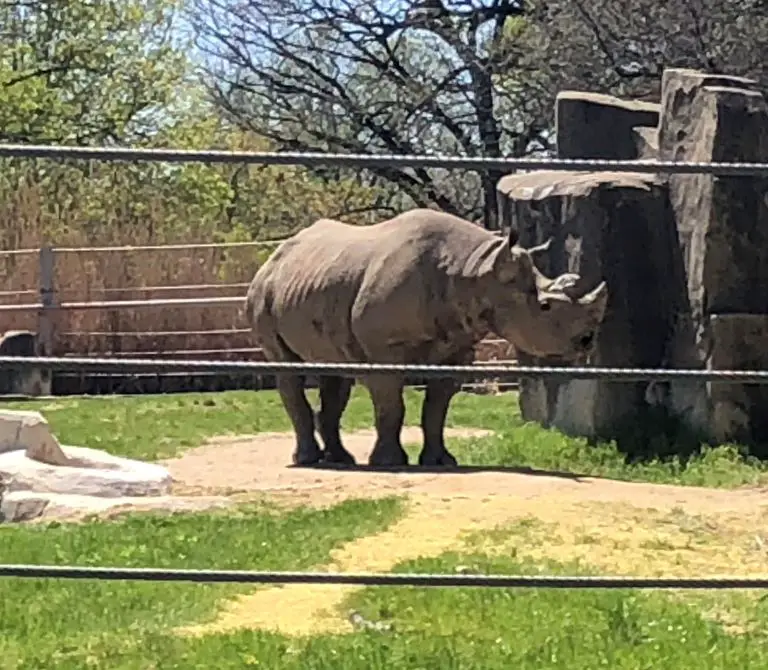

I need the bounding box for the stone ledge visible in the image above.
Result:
[0,445,173,498]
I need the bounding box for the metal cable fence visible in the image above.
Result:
[1,355,768,382]
[3,143,768,176]
[0,564,766,589]
[2,144,768,595]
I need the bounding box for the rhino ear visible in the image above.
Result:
[475,239,526,283]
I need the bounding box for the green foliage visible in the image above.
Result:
[0,0,388,251]
[0,0,189,144]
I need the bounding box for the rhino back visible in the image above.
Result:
[349,211,499,361]
[256,211,500,362]
[262,219,383,361]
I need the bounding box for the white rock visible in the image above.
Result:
[0,491,49,522]
[1,491,232,523]
[0,409,71,466]
[0,445,173,498]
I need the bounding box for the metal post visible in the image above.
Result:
[37,244,55,357]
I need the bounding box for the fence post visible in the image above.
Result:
[37,245,56,357]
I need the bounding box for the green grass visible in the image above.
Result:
[430,428,768,489]
[331,553,768,669]
[0,496,403,670]
[0,388,426,461]
[6,387,767,488]
[15,548,768,669]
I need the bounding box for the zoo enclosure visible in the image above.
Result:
[2,144,768,591]
[0,239,515,364]
[0,237,517,394]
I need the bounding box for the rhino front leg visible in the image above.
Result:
[277,375,324,466]
[316,376,356,465]
[418,377,460,467]
[363,375,408,466]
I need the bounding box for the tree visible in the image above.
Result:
[191,0,768,228]
[0,0,189,145]
[0,87,388,251]
[190,0,532,228]
[500,0,768,106]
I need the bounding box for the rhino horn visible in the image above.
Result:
[550,273,580,292]
[577,280,609,313]
[525,237,553,272]
[526,237,553,255]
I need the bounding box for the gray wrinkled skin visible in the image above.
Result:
[244,209,608,468]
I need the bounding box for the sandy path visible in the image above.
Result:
[162,427,768,516]
[163,427,768,638]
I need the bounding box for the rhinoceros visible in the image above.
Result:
[244,208,608,468]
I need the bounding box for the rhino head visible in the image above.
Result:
[470,229,609,361]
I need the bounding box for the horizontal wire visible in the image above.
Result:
[0,356,767,382]
[1,144,768,176]
[0,564,766,588]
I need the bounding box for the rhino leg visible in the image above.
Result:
[418,377,460,467]
[364,375,408,466]
[315,376,356,465]
[278,375,324,465]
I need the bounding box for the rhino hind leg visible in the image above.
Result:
[363,375,408,467]
[261,333,323,466]
[315,376,356,465]
[277,375,324,466]
[418,377,460,467]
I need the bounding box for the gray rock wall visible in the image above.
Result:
[501,71,768,456]
[498,171,690,454]
[556,91,660,160]
[658,69,768,451]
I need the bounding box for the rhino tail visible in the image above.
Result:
[242,279,262,326]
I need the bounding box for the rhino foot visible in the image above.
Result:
[418,449,458,467]
[292,443,324,466]
[369,443,409,467]
[323,447,357,466]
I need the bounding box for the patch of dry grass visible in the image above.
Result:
[464,502,768,634]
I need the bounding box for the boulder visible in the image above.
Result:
[497,170,690,453]
[0,445,173,498]
[0,409,236,524]
[0,409,176,524]
[0,491,232,523]
[555,91,660,160]
[657,69,768,450]
[658,69,768,320]
[0,409,71,466]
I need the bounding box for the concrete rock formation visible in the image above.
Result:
[0,409,72,466]
[657,69,768,454]
[497,171,689,449]
[500,70,768,456]
[555,91,660,160]
[0,409,224,522]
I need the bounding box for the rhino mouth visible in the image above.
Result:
[578,332,595,349]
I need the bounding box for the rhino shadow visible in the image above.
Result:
[290,461,587,481]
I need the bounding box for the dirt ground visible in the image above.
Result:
[162,427,768,638]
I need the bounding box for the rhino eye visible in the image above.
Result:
[539,300,551,312]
